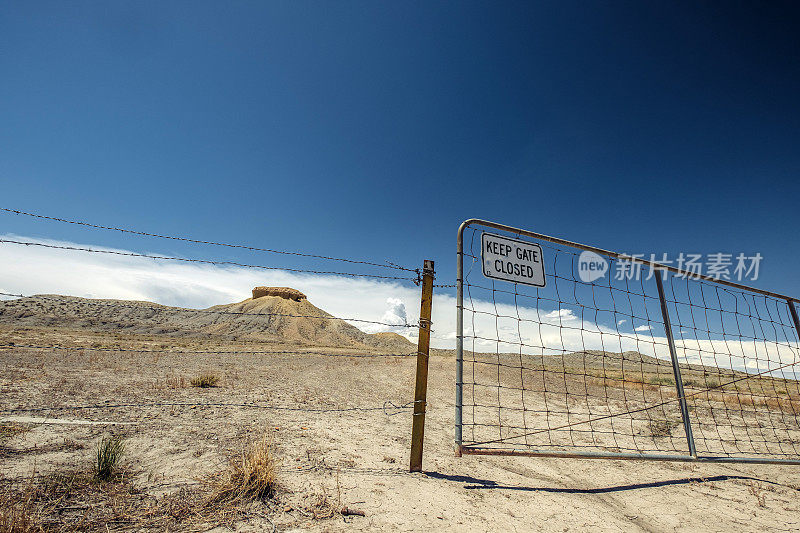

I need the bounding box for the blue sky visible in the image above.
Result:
[2,1,800,300]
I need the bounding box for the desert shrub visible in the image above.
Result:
[206,433,278,506]
[95,436,125,481]
[191,373,219,388]
[649,376,674,387]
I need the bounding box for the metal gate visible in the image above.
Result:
[456,219,800,464]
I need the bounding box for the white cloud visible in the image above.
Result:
[362,298,409,334]
[544,309,577,321]
[617,319,627,326]
[634,325,652,332]
[0,233,427,338]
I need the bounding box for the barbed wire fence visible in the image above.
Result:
[0,400,418,417]
[456,219,800,464]
[0,207,420,274]
[0,240,419,283]
[0,207,437,455]
[0,343,415,358]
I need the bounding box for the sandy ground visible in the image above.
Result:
[2,329,800,532]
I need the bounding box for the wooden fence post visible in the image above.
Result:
[410,259,434,472]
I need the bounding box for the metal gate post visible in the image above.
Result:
[410,260,435,472]
[789,300,800,357]
[654,272,697,457]
[455,224,465,457]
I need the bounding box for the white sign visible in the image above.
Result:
[481,232,546,287]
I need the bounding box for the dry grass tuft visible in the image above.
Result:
[301,471,342,520]
[165,375,187,389]
[648,419,680,438]
[0,471,144,532]
[205,433,279,507]
[191,373,219,388]
[0,483,38,533]
[0,423,31,443]
[747,481,768,508]
[307,488,338,519]
[95,436,125,481]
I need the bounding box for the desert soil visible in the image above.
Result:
[2,327,800,532]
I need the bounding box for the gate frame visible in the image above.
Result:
[456,218,800,465]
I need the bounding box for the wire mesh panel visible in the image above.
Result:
[663,278,800,459]
[455,219,800,464]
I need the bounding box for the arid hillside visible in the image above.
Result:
[0,291,414,352]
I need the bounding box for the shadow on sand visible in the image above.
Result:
[422,472,798,494]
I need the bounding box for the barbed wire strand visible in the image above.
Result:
[0,343,415,358]
[0,464,411,483]
[0,399,421,416]
[0,291,419,328]
[0,207,418,273]
[0,239,419,283]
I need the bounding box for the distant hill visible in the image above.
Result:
[0,292,415,352]
[465,348,756,384]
